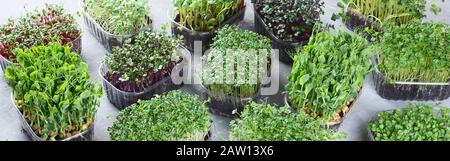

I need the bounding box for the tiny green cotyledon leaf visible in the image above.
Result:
[369,104,450,141]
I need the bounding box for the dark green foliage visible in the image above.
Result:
[174,0,244,32]
[255,0,324,42]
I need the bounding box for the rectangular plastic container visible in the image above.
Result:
[0,54,14,74]
[200,83,260,118]
[253,4,303,64]
[170,6,246,52]
[11,94,94,141]
[99,47,189,110]
[284,89,362,130]
[100,64,183,110]
[83,13,152,53]
[371,57,450,101]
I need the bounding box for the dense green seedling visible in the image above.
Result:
[202,25,271,98]
[104,29,182,92]
[254,0,324,42]
[230,102,345,141]
[369,104,450,141]
[0,4,80,62]
[174,0,244,32]
[4,44,102,141]
[83,0,149,35]
[332,0,428,27]
[373,22,450,83]
[287,30,372,122]
[108,90,211,141]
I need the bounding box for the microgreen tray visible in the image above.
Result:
[11,93,94,141]
[200,83,260,118]
[0,35,82,73]
[83,13,152,54]
[371,57,450,101]
[99,47,189,110]
[170,5,246,52]
[100,65,182,110]
[284,90,362,130]
[253,4,305,64]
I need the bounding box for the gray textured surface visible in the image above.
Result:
[0,0,449,141]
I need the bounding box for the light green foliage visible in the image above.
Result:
[374,22,450,83]
[202,25,271,98]
[174,0,243,32]
[287,31,372,122]
[4,43,102,141]
[83,0,150,35]
[369,104,450,141]
[333,0,428,27]
[230,102,345,141]
[108,90,211,141]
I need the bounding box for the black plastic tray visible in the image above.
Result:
[253,4,305,64]
[100,64,183,110]
[83,13,152,53]
[170,6,246,52]
[200,84,259,118]
[99,47,188,110]
[11,94,94,141]
[371,57,450,101]
[0,35,82,73]
[203,130,211,141]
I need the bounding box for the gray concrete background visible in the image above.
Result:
[0,0,449,141]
